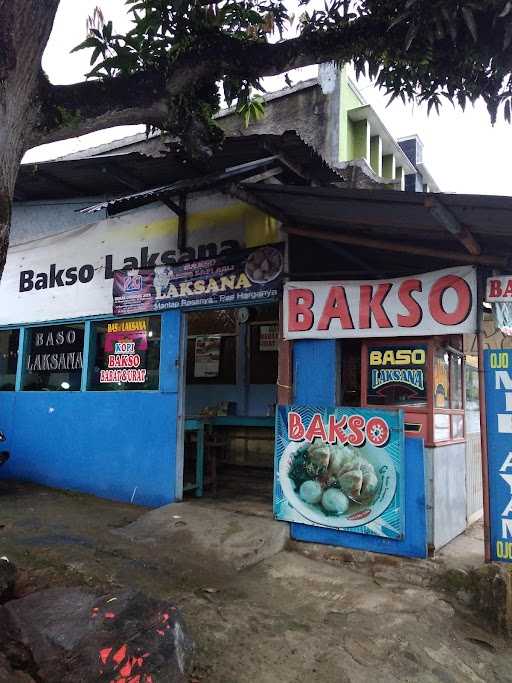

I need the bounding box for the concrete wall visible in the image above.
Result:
[220,81,337,166]
[11,198,107,245]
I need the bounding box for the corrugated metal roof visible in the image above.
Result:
[239,183,512,270]
[14,131,340,203]
[79,156,281,216]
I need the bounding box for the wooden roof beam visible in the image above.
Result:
[425,196,481,256]
[284,225,508,268]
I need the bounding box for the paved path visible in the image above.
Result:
[0,481,510,683]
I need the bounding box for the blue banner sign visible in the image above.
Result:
[274,405,404,538]
[484,349,512,562]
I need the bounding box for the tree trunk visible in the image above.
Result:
[0,0,60,277]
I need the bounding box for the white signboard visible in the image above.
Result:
[284,266,477,339]
[486,276,512,302]
[0,194,276,326]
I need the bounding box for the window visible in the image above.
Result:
[465,356,480,434]
[186,335,237,384]
[0,329,19,390]
[249,322,278,384]
[341,340,361,406]
[89,316,161,391]
[23,323,84,391]
[433,341,464,442]
[366,343,427,407]
[186,309,237,385]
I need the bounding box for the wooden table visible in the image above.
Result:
[184,415,275,497]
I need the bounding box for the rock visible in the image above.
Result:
[115,501,289,571]
[0,606,39,682]
[4,588,192,682]
[0,558,15,603]
[0,654,36,682]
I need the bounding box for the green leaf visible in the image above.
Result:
[505,99,511,123]
[404,22,419,50]
[462,6,478,42]
[499,1,512,18]
[504,21,512,49]
[90,46,102,65]
[71,36,102,53]
[388,12,409,31]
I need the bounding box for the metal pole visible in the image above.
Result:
[477,268,491,562]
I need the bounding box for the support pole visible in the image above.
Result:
[477,268,491,562]
[277,300,293,405]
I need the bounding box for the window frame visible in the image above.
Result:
[0,327,21,392]
[361,336,466,447]
[87,315,163,392]
[0,312,164,394]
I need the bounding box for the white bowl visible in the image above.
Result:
[278,441,397,529]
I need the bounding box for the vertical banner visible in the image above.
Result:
[274,406,404,538]
[484,349,512,562]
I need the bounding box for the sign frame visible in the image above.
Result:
[274,405,405,539]
[484,349,512,562]
[284,266,477,340]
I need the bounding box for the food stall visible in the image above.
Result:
[275,266,478,557]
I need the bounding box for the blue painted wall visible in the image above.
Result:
[290,338,428,558]
[294,339,338,405]
[0,310,181,507]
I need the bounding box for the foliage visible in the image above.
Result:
[72,0,512,154]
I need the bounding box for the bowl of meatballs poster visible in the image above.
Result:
[274,406,405,539]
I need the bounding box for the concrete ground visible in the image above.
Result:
[437,520,486,569]
[1,480,511,683]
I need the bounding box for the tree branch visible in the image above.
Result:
[32,18,378,147]
[31,70,169,146]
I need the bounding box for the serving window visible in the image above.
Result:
[361,336,465,446]
[366,343,427,407]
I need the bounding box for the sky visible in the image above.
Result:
[25,0,512,197]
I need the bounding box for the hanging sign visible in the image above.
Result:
[486,276,512,302]
[484,349,512,562]
[485,277,512,336]
[100,318,149,384]
[284,266,476,339]
[194,335,221,378]
[113,243,284,316]
[367,344,427,405]
[274,405,404,539]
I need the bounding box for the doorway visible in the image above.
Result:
[182,304,279,514]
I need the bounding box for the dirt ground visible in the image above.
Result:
[1,480,511,683]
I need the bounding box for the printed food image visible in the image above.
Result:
[288,440,380,516]
[245,246,283,284]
